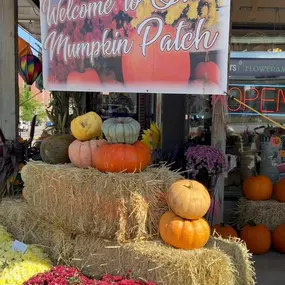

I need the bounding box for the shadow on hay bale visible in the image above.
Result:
[21,161,183,242]
[0,198,255,285]
[234,197,285,231]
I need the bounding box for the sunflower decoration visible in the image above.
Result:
[270,136,282,147]
[141,122,161,151]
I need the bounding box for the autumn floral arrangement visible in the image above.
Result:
[0,226,51,285]
[24,266,156,285]
[185,145,226,186]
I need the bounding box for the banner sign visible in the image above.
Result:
[40,0,231,94]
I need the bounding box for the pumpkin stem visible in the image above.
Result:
[203,73,208,85]
[248,221,257,227]
[205,52,209,62]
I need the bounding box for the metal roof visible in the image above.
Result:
[18,0,40,41]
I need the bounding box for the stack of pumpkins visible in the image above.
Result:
[240,175,285,254]
[68,112,151,173]
[159,179,211,250]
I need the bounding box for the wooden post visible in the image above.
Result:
[210,1,233,224]
[0,0,19,140]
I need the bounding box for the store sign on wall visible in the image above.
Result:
[230,58,285,77]
[40,0,231,94]
[228,85,285,113]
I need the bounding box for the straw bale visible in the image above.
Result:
[207,236,255,285]
[0,198,255,285]
[0,197,74,263]
[21,161,182,241]
[235,197,285,231]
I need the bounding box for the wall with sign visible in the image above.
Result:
[40,0,231,94]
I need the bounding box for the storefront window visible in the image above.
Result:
[185,94,212,147]
[225,52,285,197]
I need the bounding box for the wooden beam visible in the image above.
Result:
[0,0,18,140]
[232,0,285,24]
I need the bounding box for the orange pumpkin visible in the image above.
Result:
[194,61,220,84]
[68,139,107,168]
[212,223,238,239]
[92,141,151,173]
[159,211,210,250]
[67,69,101,88]
[272,224,285,253]
[240,223,271,254]
[274,179,285,202]
[167,180,211,220]
[122,25,190,85]
[243,175,273,201]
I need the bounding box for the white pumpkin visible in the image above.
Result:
[102,117,141,144]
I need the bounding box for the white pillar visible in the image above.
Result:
[0,0,19,140]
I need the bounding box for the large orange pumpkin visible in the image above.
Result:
[167,180,211,220]
[272,224,285,253]
[240,223,271,254]
[67,69,101,88]
[68,139,107,168]
[122,25,190,85]
[92,141,151,173]
[159,211,210,250]
[243,175,273,201]
[212,223,238,239]
[274,179,285,202]
[194,61,220,84]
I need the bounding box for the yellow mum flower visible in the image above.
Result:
[0,233,52,285]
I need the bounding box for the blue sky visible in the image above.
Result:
[18,25,41,55]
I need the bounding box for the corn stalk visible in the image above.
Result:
[45,92,85,135]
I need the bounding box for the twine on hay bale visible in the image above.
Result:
[21,161,182,242]
[234,197,285,231]
[0,198,255,285]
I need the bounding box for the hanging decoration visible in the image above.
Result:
[18,54,42,86]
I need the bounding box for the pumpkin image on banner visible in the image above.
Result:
[68,139,107,168]
[122,25,190,85]
[71,112,102,141]
[102,117,141,144]
[240,223,271,254]
[272,224,285,254]
[212,224,238,239]
[67,69,101,89]
[159,211,210,250]
[273,179,285,202]
[194,53,220,84]
[167,180,211,220]
[40,134,75,164]
[243,175,273,201]
[92,141,151,173]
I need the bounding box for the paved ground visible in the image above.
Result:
[20,125,44,141]
[254,250,285,284]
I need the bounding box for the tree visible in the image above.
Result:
[19,85,46,123]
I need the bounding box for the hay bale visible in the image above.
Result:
[0,198,255,285]
[21,161,182,241]
[72,237,237,285]
[0,198,74,263]
[207,236,255,285]
[235,197,285,231]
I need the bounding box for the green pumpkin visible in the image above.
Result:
[102,117,141,144]
[40,134,75,164]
